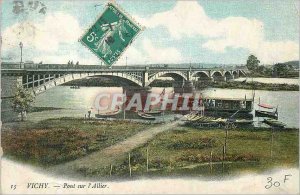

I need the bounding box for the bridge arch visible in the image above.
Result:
[147,71,188,86]
[224,71,233,81]
[211,71,224,82]
[211,71,223,77]
[32,72,143,95]
[191,71,210,81]
[92,72,142,86]
[232,70,238,78]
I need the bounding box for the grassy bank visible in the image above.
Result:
[99,127,298,178]
[1,118,150,166]
[2,118,298,179]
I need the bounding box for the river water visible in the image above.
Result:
[29,85,299,128]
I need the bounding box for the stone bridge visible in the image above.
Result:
[1,62,247,97]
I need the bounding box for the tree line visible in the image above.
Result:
[246,55,298,77]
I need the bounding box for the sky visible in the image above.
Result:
[1,0,299,66]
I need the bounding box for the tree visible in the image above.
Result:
[12,85,35,121]
[246,55,260,71]
[273,63,292,77]
[257,65,265,73]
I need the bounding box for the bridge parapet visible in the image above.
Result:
[1,62,247,71]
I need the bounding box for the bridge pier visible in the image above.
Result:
[194,77,213,89]
[197,77,213,82]
[212,76,226,82]
[173,80,195,94]
[225,75,234,82]
[38,75,40,86]
[33,75,35,87]
[143,71,149,87]
[1,75,23,98]
[1,75,23,122]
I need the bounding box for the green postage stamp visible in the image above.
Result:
[80,2,142,66]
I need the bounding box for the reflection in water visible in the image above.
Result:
[30,86,299,128]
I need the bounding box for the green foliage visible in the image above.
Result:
[246,55,260,71]
[273,63,294,77]
[11,85,35,121]
[1,119,149,166]
[167,138,215,149]
[2,129,89,165]
[245,55,297,78]
[129,128,298,174]
[129,151,146,166]
[208,81,299,91]
[177,153,259,163]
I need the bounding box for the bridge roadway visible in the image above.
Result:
[1,63,248,96]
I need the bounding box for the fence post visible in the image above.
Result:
[129,153,132,177]
[270,128,274,160]
[146,147,149,172]
[222,145,225,173]
[110,164,113,177]
[210,150,213,173]
[224,129,228,156]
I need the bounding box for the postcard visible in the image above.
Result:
[0,0,299,194]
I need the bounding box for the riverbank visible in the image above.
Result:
[159,80,299,91]
[202,81,299,91]
[62,77,299,91]
[1,118,298,179]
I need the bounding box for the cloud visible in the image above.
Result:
[139,1,299,64]
[2,11,181,65]
[32,38,182,65]
[116,39,182,65]
[2,2,297,65]
[2,12,81,52]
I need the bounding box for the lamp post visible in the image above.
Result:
[19,42,23,69]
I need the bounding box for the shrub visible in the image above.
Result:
[177,153,259,163]
[167,138,215,150]
[2,129,90,165]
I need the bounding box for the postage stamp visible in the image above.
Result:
[80,2,143,66]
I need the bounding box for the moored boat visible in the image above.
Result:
[233,119,253,125]
[144,110,162,115]
[255,98,278,119]
[137,111,156,120]
[95,108,121,118]
[213,118,253,125]
[258,103,274,109]
[255,110,278,119]
[202,96,254,113]
[263,119,286,128]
